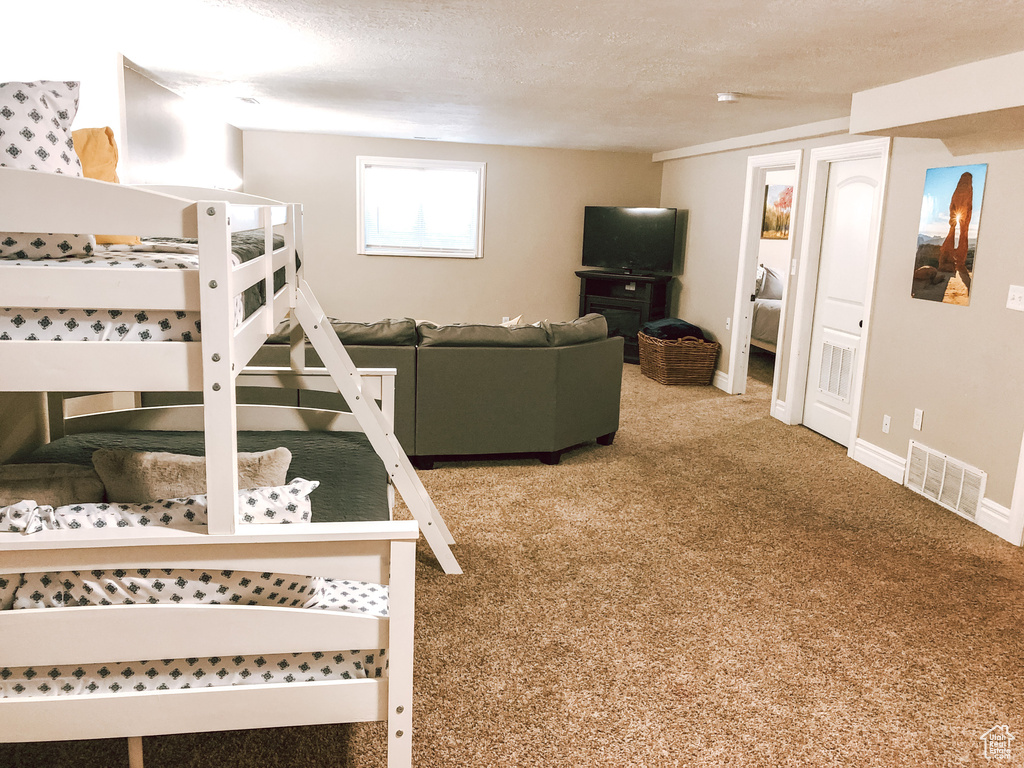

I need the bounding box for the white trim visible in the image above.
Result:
[355,155,486,259]
[713,369,729,392]
[652,117,850,163]
[781,138,891,445]
[727,149,803,397]
[851,438,906,484]
[771,398,788,421]
[977,498,1020,546]
[1010,421,1024,547]
[852,438,1021,546]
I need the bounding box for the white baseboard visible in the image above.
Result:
[852,438,1022,546]
[851,438,906,484]
[713,369,729,392]
[977,498,1022,546]
[771,399,787,422]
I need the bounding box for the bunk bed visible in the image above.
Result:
[0,167,460,767]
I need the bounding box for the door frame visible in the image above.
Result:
[780,137,892,456]
[726,149,803,403]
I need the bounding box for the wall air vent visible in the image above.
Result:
[904,440,986,521]
[817,341,854,401]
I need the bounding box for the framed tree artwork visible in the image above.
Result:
[912,163,988,306]
[761,184,793,240]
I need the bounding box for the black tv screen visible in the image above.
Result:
[582,206,683,275]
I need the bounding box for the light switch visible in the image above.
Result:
[1007,285,1024,311]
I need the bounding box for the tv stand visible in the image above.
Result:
[576,270,671,364]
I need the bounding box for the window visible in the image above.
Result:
[357,156,486,259]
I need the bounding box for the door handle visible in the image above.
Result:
[859,320,863,328]
[750,294,756,302]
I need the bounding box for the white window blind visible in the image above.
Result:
[357,156,486,258]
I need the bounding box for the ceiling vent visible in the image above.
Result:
[904,440,986,521]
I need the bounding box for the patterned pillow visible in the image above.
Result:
[0,232,94,259]
[0,80,95,256]
[0,81,83,174]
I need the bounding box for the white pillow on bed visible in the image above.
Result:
[756,264,785,300]
[0,80,96,257]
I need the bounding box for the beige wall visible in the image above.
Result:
[242,132,663,324]
[859,138,1024,505]
[660,134,1024,507]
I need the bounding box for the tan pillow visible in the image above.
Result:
[0,463,105,508]
[92,447,292,502]
[71,126,141,246]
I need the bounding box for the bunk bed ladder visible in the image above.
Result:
[293,281,462,575]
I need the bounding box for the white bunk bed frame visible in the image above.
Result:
[0,168,460,766]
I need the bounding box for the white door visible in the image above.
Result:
[801,156,883,445]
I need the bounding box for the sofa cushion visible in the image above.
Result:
[543,313,608,346]
[269,317,417,346]
[417,322,549,347]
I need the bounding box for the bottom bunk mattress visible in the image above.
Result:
[0,567,389,699]
[1,649,385,698]
[23,431,389,523]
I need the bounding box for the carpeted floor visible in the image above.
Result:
[6,365,1023,767]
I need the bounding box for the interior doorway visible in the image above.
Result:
[781,138,891,452]
[727,149,802,420]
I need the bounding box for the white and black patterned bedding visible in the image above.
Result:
[0,307,203,342]
[8,568,388,616]
[0,231,287,341]
[0,570,389,699]
[0,478,319,535]
[0,649,385,699]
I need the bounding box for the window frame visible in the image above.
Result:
[356,155,487,259]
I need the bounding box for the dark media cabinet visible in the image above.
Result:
[576,270,671,364]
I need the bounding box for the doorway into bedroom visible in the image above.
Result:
[728,149,802,417]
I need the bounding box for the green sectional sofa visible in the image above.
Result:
[251,315,624,467]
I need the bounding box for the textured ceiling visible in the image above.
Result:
[111,0,1024,152]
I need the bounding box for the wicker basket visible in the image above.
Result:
[638,332,720,385]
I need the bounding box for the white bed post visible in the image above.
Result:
[287,203,305,374]
[387,538,416,767]
[293,281,462,575]
[198,201,239,535]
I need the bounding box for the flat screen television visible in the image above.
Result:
[582,206,685,275]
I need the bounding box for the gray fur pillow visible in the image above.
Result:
[0,463,105,508]
[92,447,292,503]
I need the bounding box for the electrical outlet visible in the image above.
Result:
[882,415,890,434]
[1007,285,1024,312]
[725,317,731,331]
[913,408,923,431]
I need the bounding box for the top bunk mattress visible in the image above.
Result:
[0,233,288,341]
[22,430,389,523]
